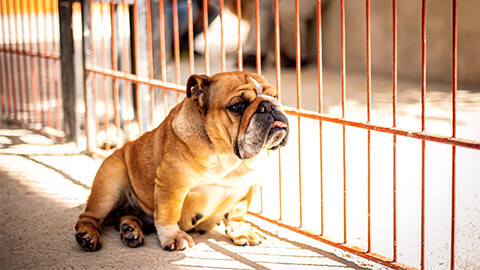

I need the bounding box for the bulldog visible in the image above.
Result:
[75,71,289,251]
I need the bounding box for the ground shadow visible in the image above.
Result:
[0,124,370,269]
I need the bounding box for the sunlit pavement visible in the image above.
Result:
[0,123,382,269]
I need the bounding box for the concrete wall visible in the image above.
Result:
[321,0,479,89]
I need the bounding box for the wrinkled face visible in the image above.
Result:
[186,71,289,160]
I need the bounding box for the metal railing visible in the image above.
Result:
[2,0,479,269]
[0,0,63,139]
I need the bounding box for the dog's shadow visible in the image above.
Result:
[163,222,370,270]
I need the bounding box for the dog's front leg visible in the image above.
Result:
[153,176,194,251]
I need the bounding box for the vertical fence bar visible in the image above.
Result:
[172,0,181,84]
[158,0,168,117]
[10,0,19,121]
[219,0,225,72]
[28,0,38,124]
[172,0,182,103]
[0,13,4,115]
[4,0,12,116]
[83,0,96,152]
[0,8,4,115]
[18,0,26,121]
[316,0,324,236]
[0,3,3,114]
[365,0,372,253]
[274,0,283,221]
[340,0,347,244]
[44,0,53,128]
[21,0,31,123]
[14,0,21,120]
[51,0,61,131]
[89,0,99,136]
[450,0,457,269]
[259,185,263,214]
[121,1,131,141]
[7,0,18,120]
[12,0,19,120]
[6,0,13,117]
[187,0,194,74]
[202,0,209,75]
[0,53,4,114]
[392,0,398,262]
[236,0,242,71]
[0,0,12,117]
[35,0,45,125]
[274,0,281,96]
[137,0,150,134]
[13,0,25,122]
[254,0,263,213]
[420,1,427,269]
[59,0,77,141]
[19,1,25,119]
[294,0,303,228]
[133,0,143,133]
[254,0,261,75]
[111,0,120,143]
[145,0,154,128]
[101,1,110,149]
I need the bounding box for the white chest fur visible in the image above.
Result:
[202,154,259,188]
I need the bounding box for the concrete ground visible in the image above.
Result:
[0,123,384,270]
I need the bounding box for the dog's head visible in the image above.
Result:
[186,71,289,160]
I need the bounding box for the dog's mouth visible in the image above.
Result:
[265,120,288,151]
[271,121,288,129]
[267,121,288,141]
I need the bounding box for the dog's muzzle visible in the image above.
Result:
[236,99,289,160]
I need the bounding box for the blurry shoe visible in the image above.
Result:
[281,55,309,68]
[242,54,265,68]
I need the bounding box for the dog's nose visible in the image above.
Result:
[257,101,274,113]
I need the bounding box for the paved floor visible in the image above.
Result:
[0,123,383,270]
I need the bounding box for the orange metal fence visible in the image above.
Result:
[0,0,63,138]
[2,0,480,269]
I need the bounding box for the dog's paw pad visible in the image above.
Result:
[225,221,265,246]
[121,224,134,232]
[75,227,102,251]
[120,223,144,248]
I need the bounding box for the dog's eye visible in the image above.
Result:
[229,102,247,113]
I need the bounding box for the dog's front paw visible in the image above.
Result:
[225,221,265,246]
[156,224,194,251]
[75,225,102,251]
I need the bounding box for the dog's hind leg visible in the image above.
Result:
[119,215,145,248]
[75,152,130,251]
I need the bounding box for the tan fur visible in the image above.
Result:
[75,71,286,251]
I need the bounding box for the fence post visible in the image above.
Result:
[81,0,95,152]
[132,0,150,132]
[58,0,78,142]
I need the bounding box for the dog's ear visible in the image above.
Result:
[186,74,211,108]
